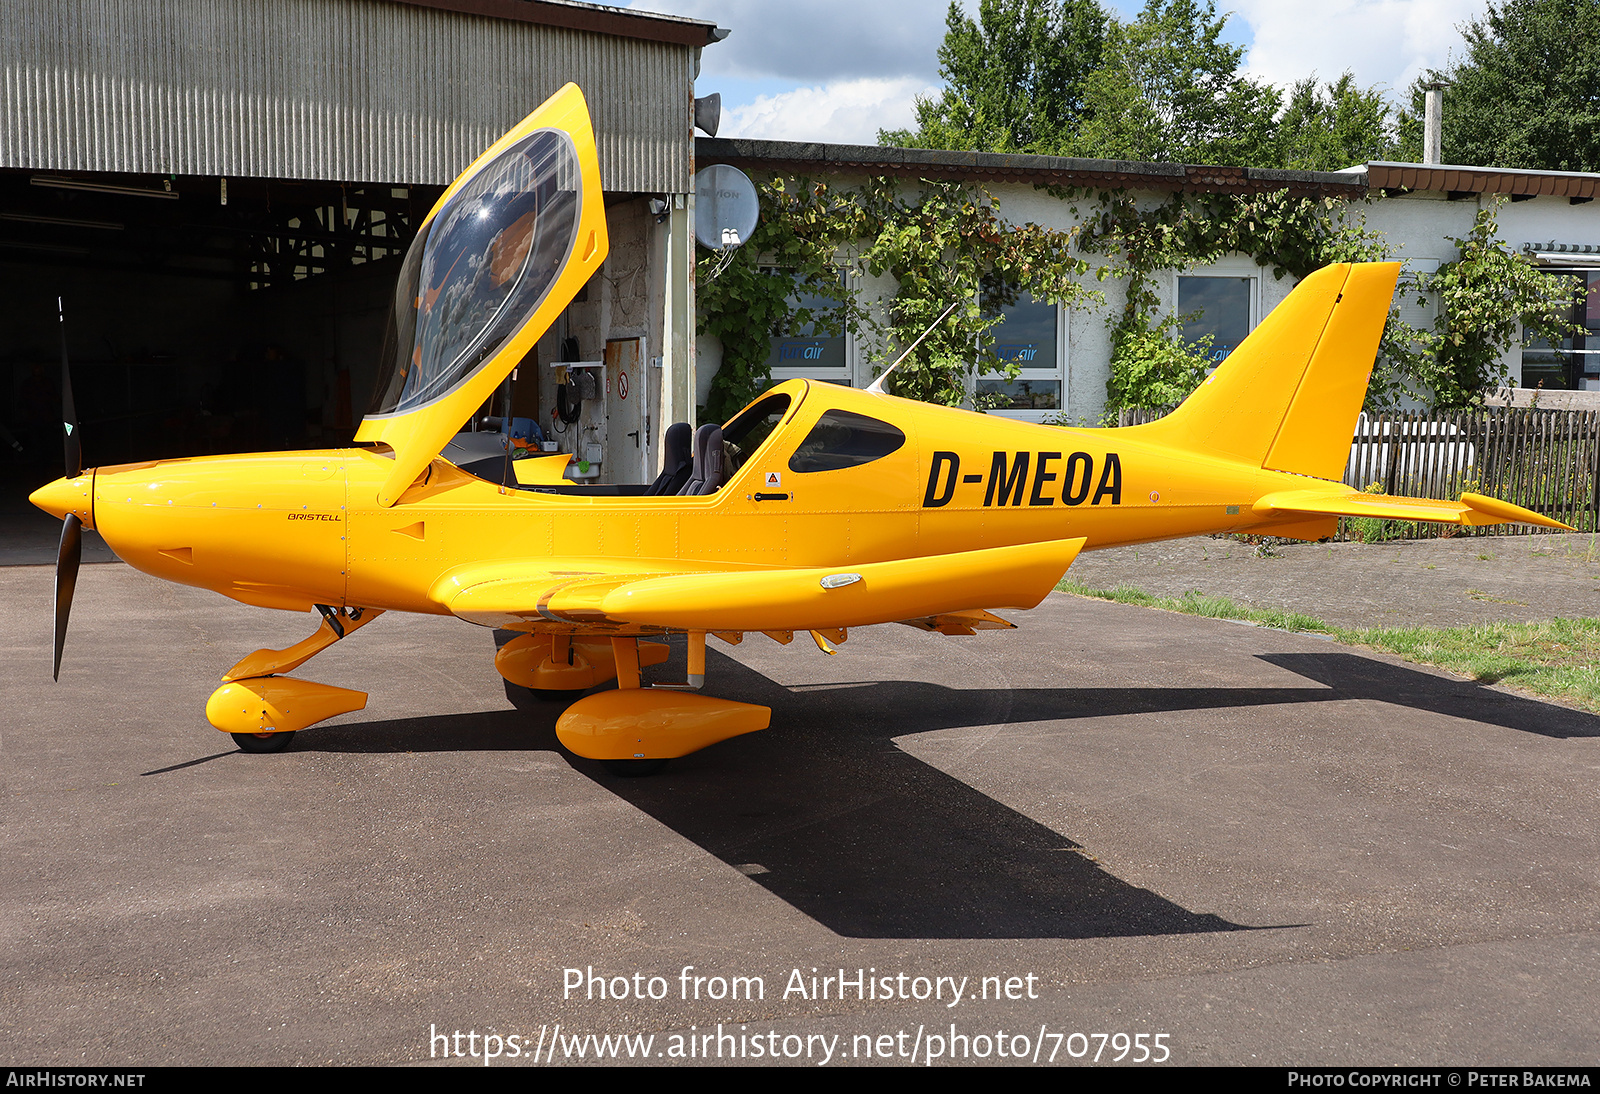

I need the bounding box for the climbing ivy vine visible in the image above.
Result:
[695,177,865,423]
[1075,188,1391,413]
[1391,200,1580,408]
[696,175,1100,418]
[851,178,1101,407]
[696,178,1580,421]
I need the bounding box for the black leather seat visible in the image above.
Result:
[645,422,693,496]
[680,423,726,495]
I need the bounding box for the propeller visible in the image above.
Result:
[60,296,79,479]
[52,296,81,680]
[53,513,81,681]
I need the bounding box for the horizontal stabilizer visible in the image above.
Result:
[1255,488,1573,530]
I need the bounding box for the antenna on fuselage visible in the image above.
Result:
[865,299,960,396]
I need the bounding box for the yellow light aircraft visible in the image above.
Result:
[30,84,1569,774]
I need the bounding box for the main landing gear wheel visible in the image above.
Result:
[530,686,589,703]
[603,758,669,778]
[231,731,295,753]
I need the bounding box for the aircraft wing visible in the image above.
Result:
[435,538,1087,631]
[1255,488,1573,530]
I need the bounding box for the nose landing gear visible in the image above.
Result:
[207,607,382,750]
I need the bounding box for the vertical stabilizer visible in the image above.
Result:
[1135,262,1399,480]
[1262,263,1399,480]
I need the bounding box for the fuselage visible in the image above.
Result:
[33,380,1313,621]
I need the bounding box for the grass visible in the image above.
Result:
[1057,579,1600,713]
[1057,581,1335,635]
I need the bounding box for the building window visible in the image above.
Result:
[976,282,1065,421]
[1521,270,1599,391]
[765,269,853,384]
[1178,273,1256,362]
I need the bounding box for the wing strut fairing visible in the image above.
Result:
[26,77,1578,778]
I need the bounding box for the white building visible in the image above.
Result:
[694,140,1600,424]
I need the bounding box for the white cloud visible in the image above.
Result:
[720,77,937,144]
[628,0,949,81]
[1231,0,1479,94]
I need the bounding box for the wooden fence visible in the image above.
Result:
[1113,405,1600,537]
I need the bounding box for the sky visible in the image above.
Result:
[627,0,1484,144]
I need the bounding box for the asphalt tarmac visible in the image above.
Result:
[2,557,1598,1066]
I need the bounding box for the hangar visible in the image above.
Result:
[0,0,722,501]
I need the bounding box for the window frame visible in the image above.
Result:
[763,265,857,385]
[1520,266,1600,391]
[1176,258,1261,367]
[974,287,1068,423]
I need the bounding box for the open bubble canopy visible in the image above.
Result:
[369,128,581,418]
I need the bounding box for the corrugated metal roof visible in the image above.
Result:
[387,0,724,46]
[697,138,1371,198]
[0,0,698,191]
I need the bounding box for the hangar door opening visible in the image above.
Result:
[0,169,441,525]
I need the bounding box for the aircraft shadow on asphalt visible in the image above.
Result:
[1258,652,1600,739]
[303,693,1254,941]
[254,639,1600,940]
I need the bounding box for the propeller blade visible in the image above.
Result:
[59,296,80,479]
[53,512,82,681]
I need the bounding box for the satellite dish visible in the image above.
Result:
[694,164,758,251]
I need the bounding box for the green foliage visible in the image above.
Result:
[1059,578,1600,713]
[1369,304,1433,411]
[1057,580,1336,633]
[891,0,1394,171]
[1396,0,1600,171]
[853,180,1003,406]
[1105,318,1212,411]
[1080,187,1389,411]
[695,178,866,422]
[700,185,1572,419]
[881,0,1107,154]
[1275,73,1396,171]
[856,179,1096,405]
[1074,0,1280,165]
[698,175,1098,416]
[1403,200,1581,408]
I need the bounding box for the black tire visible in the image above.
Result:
[603,758,668,778]
[232,731,295,753]
[530,687,587,703]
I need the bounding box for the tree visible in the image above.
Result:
[1397,0,1600,170]
[887,0,1395,169]
[1275,73,1395,171]
[879,0,1108,154]
[1072,0,1280,165]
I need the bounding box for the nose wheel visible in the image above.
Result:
[231,731,295,754]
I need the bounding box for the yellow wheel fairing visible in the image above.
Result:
[555,690,771,761]
[206,677,368,735]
